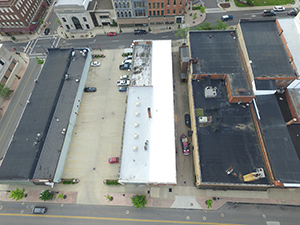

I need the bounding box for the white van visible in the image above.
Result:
[273,6,285,11]
[122,59,132,65]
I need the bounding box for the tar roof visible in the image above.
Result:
[87,0,113,10]
[189,30,252,96]
[119,40,176,184]
[256,94,300,184]
[0,48,88,181]
[240,20,296,79]
[278,18,300,73]
[192,79,270,184]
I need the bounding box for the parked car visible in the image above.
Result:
[32,207,47,214]
[120,74,130,80]
[221,15,233,21]
[125,55,132,60]
[106,32,117,36]
[91,61,100,67]
[185,114,191,128]
[119,87,128,92]
[116,80,130,86]
[273,6,285,11]
[262,10,276,16]
[287,9,299,16]
[180,134,190,156]
[119,63,131,70]
[84,87,97,92]
[108,157,120,164]
[134,29,147,35]
[44,28,50,35]
[122,59,132,65]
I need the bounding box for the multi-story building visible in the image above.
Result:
[0,0,50,36]
[54,0,116,33]
[114,0,186,27]
[0,44,17,90]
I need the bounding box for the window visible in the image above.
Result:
[157,10,160,15]
[161,3,164,8]
[121,11,124,17]
[0,59,5,66]
[149,11,151,16]
[125,12,128,17]
[174,0,176,5]
[180,0,182,5]
[62,17,66,22]
[161,10,164,15]
[157,3,159,8]
[115,2,118,8]
[173,9,176,14]
[129,11,131,17]
[167,9,169,14]
[153,11,156,15]
[148,3,151,9]
[123,2,126,8]
[83,17,87,22]
[117,12,120,17]
[167,0,170,5]
[86,24,90,29]
[127,2,130,7]
[179,9,181,13]
[119,2,121,8]
[100,15,109,18]
[66,24,70,29]
[153,3,155,8]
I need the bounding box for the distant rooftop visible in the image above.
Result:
[87,0,113,10]
[192,79,270,185]
[240,20,296,79]
[119,40,176,184]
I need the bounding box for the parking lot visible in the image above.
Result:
[60,44,195,204]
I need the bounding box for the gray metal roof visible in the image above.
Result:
[0,48,89,181]
[240,19,296,79]
[256,94,300,184]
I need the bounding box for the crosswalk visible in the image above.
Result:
[23,35,61,56]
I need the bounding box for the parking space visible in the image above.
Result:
[61,49,128,204]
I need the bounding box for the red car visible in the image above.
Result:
[181,134,190,156]
[108,157,120,164]
[106,32,117,36]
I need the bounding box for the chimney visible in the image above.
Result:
[147,107,152,118]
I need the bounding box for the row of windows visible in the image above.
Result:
[115,2,130,8]
[148,9,181,16]
[117,11,132,18]
[65,24,90,30]
[1,21,25,27]
[0,14,20,21]
[62,17,87,23]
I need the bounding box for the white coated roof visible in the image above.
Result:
[278,17,300,72]
[56,0,91,9]
[119,40,176,185]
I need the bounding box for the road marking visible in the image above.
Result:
[112,40,119,42]
[0,213,244,224]
[162,36,169,38]
[0,63,37,143]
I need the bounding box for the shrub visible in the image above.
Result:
[39,190,54,202]
[131,195,147,209]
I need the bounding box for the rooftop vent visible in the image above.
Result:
[133,146,138,151]
[133,133,139,139]
[134,122,139,127]
[204,86,217,98]
[135,112,140,117]
[75,79,80,83]
[136,102,141,106]
[238,89,246,93]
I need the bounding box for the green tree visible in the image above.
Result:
[57,193,64,200]
[56,19,61,25]
[200,6,206,14]
[206,199,213,209]
[9,187,25,201]
[35,57,44,64]
[196,22,213,30]
[39,190,54,202]
[39,19,44,24]
[131,195,147,209]
[214,20,228,30]
[175,27,189,44]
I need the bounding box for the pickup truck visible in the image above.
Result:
[116,80,130,86]
[119,63,131,70]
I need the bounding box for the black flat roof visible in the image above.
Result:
[192,79,270,184]
[0,48,87,181]
[256,94,300,183]
[240,20,296,79]
[189,30,252,97]
[255,80,277,91]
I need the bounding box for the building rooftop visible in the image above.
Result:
[119,40,176,184]
[87,0,113,10]
[192,79,270,185]
[0,48,88,181]
[256,94,300,184]
[189,30,252,97]
[240,19,296,79]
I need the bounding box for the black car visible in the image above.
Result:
[119,63,131,70]
[287,9,298,16]
[134,29,147,35]
[84,87,97,92]
[119,87,127,92]
[185,114,191,127]
[44,28,50,35]
[32,207,47,214]
[262,10,276,17]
